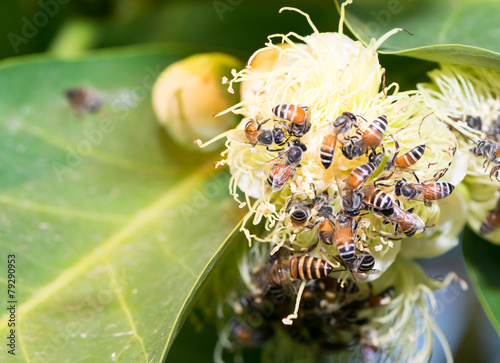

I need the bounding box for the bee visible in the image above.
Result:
[334,212,358,262]
[341,190,364,217]
[344,160,380,192]
[256,140,307,192]
[341,115,388,160]
[346,252,379,281]
[272,104,311,137]
[320,112,358,169]
[470,139,500,180]
[66,87,102,116]
[362,185,394,211]
[465,115,482,131]
[480,197,500,234]
[317,205,335,246]
[231,120,287,147]
[380,201,425,236]
[267,252,339,295]
[395,178,454,206]
[229,318,274,348]
[368,286,394,307]
[286,197,313,227]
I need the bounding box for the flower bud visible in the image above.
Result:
[152,53,243,150]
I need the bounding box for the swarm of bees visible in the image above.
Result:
[222,246,395,359]
[230,103,455,280]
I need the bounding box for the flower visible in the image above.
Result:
[152,53,243,150]
[199,5,460,280]
[418,64,500,244]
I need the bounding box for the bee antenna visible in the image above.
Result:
[356,114,368,122]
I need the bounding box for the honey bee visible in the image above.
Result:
[341,190,364,216]
[480,196,500,234]
[341,115,388,159]
[317,205,335,246]
[272,104,311,137]
[346,252,379,281]
[465,115,482,131]
[320,112,358,169]
[334,212,358,263]
[395,178,454,206]
[368,286,394,307]
[380,201,425,236]
[267,251,340,296]
[66,87,102,116]
[362,185,394,211]
[231,120,287,147]
[229,318,274,347]
[256,140,307,192]
[286,197,313,228]
[344,160,380,192]
[470,139,500,180]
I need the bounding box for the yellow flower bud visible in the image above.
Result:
[152,53,243,150]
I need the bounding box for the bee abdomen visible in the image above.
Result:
[425,182,454,200]
[289,256,332,280]
[320,134,336,169]
[395,144,426,168]
[338,244,356,262]
[318,220,334,245]
[345,162,377,190]
[358,254,375,272]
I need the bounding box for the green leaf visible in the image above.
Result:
[0,46,244,361]
[336,0,500,70]
[462,227,500,333]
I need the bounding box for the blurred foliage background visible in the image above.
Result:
[1,0,499,362]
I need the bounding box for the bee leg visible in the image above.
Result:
[373,171,395,188]
[423,199,432,207]
[406,207,415,213]
[300,241,318,253]
[412,171,421,184]
[303,221,319,231]
[490,165,500,181]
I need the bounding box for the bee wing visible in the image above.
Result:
[351,269,380,282]
[255,153,285,178]
[228,130,255,144]
[271,161,301,192]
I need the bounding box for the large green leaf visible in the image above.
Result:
[336,0,500,70]
[0,46,244,361]
[463,227,500,333]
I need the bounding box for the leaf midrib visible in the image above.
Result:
[0,160,216,330]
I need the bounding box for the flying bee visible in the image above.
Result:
[66,87,102,116]
[256,140,307,192]
[480,196,500,234]
[395,178,454,206]
[470,139,500,180]
[286,197,313,228]
[341,115,388,160]
[380,201,425,237]
[362,185,394,211]
[320,112,358,169]
[272,104,311,137]
[230,120,288,148]
[346,252,379,282]
[334,212,358,263]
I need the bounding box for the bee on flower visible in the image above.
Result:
[197,3,461,281]
[418,64,500,244]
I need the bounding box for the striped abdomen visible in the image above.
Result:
[289,256,333,280]
[357,254,375,272]
[363,186,393,210]
[318,219,334,245]
[480,209,500,234]
[422,182,454,201]
[272,104,309,124]
[320,134,337,169]
[395,145,426,168]
[345,161,378,190]
[362,115,387,148]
